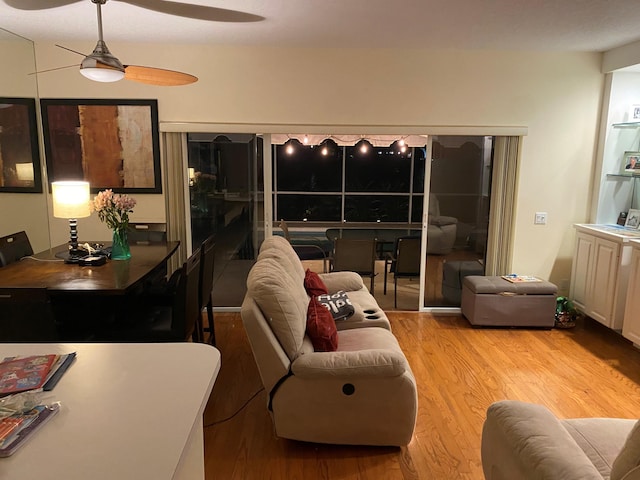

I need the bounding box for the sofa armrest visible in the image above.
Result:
[291,350,408,378]
[482,400,604,480]
[318,271,364,293]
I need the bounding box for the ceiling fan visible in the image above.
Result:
[44,0,200,86]
[5,0,265,23]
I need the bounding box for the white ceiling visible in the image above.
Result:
[1,0,640,52]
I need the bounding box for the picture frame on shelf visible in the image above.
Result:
[623,151,640,174]
[0,97,43,193]
[630,104,640,122]
[40,98,161,193]
[625,209,640,229]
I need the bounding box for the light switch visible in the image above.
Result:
[535,212,547,225]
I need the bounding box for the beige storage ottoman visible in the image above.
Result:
[461,276,557,327]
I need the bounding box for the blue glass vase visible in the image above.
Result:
[111,229,131,260]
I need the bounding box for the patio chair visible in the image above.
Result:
[330,238,377,293]
[384,236,422,308]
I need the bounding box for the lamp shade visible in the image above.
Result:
[52,181,91,219]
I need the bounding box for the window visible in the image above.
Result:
[273,140,426,223]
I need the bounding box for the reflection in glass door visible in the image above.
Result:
[187,133,260,308]
[423,136,493,308]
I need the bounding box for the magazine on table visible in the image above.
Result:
[0,353,76,396]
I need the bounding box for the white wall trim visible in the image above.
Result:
[160,122,528,137]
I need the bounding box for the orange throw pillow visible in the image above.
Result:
[306,297,338,352]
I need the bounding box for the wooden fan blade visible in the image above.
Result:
[124,65,197,86]
[117,0,264,22]
[4,0,78,10]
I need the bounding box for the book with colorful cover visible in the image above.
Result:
[0,355,58,396]
[501,274,542,283]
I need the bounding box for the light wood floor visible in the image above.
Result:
[202,312,640,479]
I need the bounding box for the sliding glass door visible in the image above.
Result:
[177,131,502,312]
[187,133,259,308]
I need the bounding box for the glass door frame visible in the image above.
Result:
[160,123,526,312]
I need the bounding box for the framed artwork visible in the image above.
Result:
[625,209,640,229]
[623,151,640,174]
[630,104,640,122]
[40,98,161,193]
[0,97,43,193]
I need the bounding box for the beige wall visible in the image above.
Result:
[30,42,603,290]
[0,34,51,253]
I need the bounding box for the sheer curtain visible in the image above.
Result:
[485,136,522,275]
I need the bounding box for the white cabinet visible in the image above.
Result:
[570,225,635,330]
[623,241,640,345]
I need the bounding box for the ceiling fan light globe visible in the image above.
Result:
[80,66,125,82]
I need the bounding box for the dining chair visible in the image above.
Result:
[198,235,216,346]
[0,231,34,267]
[330,238,377,293]
[0,288,58,341]
[384,236,422,308]
[128,223,167,244]
[110,248,202,342]
[126,223,169,293]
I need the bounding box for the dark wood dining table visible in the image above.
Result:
[0,241,181,340]
[0,241,180,296]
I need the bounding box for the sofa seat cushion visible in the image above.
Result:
[563,418,638,479]
[247,257,309,360]
[610,420,640,480]
[292,327,409,378]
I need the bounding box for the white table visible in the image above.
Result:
[0,342,220,480]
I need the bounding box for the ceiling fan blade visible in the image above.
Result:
[116,0,264,22]
[56,44,89,57]
[29,64,79,75]
[124,65,197,86]
[3,0,79,10]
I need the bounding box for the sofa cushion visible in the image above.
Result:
[304,269,328,296]
[611,420,640,480]
[563,418,638,479]
[306,296,338,352]
[292,327,409,378]
[247,257,308,360]
[258,235,305,283]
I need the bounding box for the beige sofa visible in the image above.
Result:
[241,235,418,446]
[482,400,640,480]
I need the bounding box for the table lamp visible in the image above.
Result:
[52,181,91,262]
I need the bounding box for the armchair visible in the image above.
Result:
[427,194,457,255]
[482,400,640,480]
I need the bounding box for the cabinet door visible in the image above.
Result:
[589,237,620,327]
[623,247,640,345]
[570,232,595,309]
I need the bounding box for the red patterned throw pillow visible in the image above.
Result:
[306,296,338,352]
[304,269,328,297]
